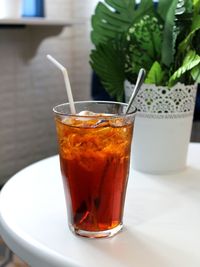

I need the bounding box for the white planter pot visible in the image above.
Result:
[125,81,197,174]
[0,0,22,18]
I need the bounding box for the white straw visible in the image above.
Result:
[46,54,76,114]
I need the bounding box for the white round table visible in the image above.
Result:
[0,143,200,267]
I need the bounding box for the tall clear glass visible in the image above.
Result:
[53,101,136,238]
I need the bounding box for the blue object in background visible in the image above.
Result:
[22,0,45,17]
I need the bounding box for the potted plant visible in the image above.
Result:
[90,0,200,174]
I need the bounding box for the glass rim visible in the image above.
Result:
[53,100,137,118]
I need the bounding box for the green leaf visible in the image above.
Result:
[157,0,174,20]
[134,0,155,18]
[90,40,126,101]
[145,61,164,85]
[179,15,200,53]
[191,64,200,82]
[193,0,200,15]
[161,0,179,67]
[90,0,200,91]
[91,0,155,46]
[125,15,164,79]
[169,50,200,86]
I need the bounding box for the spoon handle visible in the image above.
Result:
[125,68,146,114]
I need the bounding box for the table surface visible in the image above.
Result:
[0,143,200,267]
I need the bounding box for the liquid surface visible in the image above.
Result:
[55,116,133,232]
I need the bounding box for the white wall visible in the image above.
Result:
[0,0,97,184]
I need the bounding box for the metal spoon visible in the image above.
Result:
[125,68,146,114]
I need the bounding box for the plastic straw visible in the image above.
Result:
[46,54,76,114]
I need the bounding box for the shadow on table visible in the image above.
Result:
[77,166,200,267]
[78,227,198,267]
[149,166,200,199]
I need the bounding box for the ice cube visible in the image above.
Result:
[78,110,97,116]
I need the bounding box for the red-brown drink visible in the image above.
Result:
[54,101,136,238]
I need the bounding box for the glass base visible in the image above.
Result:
[69,223,123,238]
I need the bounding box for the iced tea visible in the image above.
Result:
[54,101,136,238]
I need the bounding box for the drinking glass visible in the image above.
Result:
[53,101,136,238]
